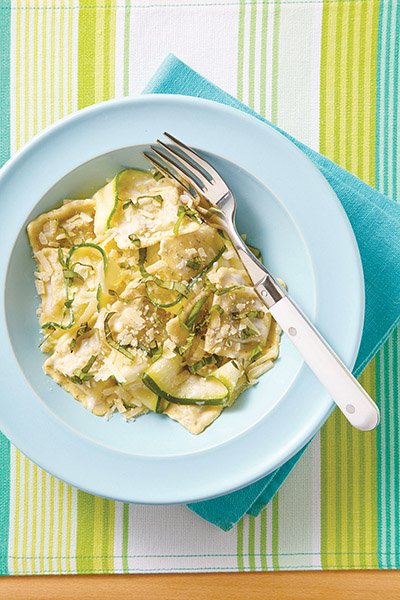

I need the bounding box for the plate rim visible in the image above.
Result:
[0,94,364,503]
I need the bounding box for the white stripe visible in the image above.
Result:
[276,441,321,570]
[126,504,238,572]
[276,2,322,146]
[308,1,323,151]
[113,502,124,572]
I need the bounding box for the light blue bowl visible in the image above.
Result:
[0,96,364,503]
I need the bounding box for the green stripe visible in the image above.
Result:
[271,494,279,570]
[259,0,268,117]
[0,1,11,576]
[376,0,400,569]
[393,330,399,567]
[122,504,129,573]
[392,3,400,200]
[76,491,95,572]
[248,516,256,571]
[259,508,267,570]
[320,0,379,569]
[76,1,98,573]
[76,2,117,572]
[78,4,96,109]
[237,518,245,571]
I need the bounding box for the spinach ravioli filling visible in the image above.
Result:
[28,169,282,434]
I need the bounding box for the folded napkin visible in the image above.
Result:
[144,55,400,531]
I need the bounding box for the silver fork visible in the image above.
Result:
[144,132,380,431]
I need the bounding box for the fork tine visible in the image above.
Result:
[163,132,221,182]
[150,146,207,197]
[156,139,211,189]
[143,152,193,195]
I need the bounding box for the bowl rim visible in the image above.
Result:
[0,94,364,503]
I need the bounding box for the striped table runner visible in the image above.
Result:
[0,0,399,574]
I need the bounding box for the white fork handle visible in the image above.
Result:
[269,296,380,431]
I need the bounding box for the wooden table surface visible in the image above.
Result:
[1,571,400,600]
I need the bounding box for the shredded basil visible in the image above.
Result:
[249,345,263,363]
[72,261,95,271]
[176,332,195,356]
[188,355,218,374]
[42,308,75,331]
[123,200,136,210]
[215,284,245,296]
[63,268,84,283]
[139,247,188,296]
[233,309,264,320]
[64,296,74,309]
[128,234,141,247]
[68,243,107,269]
[210,304,224,316]
[173,205,202,235]
[104,312,135,360]
[148,340,163,361]
[38,330,55,348]
[60,226,73,246]
[70,322,90,350]
[69,355,97,384]
[189,245,226,288]
[123,195,163,210]
[240,326,258,340]
[186,257,202,270]
[185,296,209,330]
[143,245,226,309]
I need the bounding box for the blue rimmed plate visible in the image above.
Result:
[0,95,364,503]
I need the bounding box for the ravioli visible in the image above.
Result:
[28,169,282,434]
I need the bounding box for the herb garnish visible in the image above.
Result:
[173,205,202,235]
[104,312,135,360]
[240,326,258,340]
[69,355,97,384]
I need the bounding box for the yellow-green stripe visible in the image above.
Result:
[76,1,117,573]
[320,0,380,570]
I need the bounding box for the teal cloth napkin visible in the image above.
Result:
[144,55,400,531]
